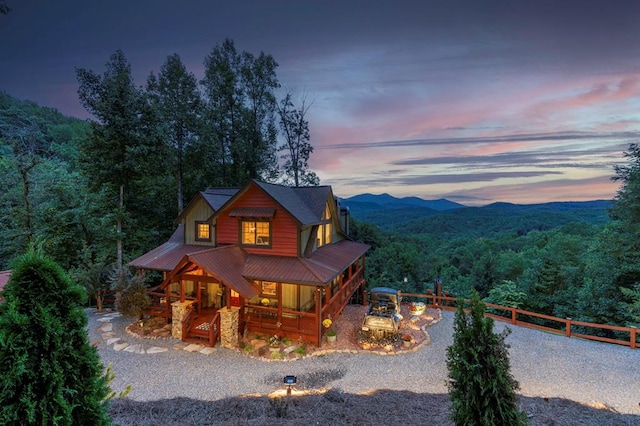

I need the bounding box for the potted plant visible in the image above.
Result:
[323,318,337,345]
[402,334,412,348]
[408,302,426,316]
[268,334,281,352]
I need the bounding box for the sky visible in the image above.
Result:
[2,0,640,205]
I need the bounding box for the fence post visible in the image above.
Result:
[565,318,572,337]
[511,307,517,325]
[631,326,637,350]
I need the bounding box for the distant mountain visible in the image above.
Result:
[341,193,464,211]
[342,193,613,235]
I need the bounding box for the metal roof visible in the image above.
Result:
[128,225,211,271]
[253,180,332,225]
[243,240,370,285]
[185,245,260,299]
[174,187,239,223]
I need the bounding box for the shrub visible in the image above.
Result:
[446,290,528,426]
[0,250,112,425]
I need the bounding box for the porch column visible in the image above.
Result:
[219,307,240,349]
[171,300,193,339]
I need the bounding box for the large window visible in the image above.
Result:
[241,220,271,246]
[316,204,332,247]
[195,221,211,241]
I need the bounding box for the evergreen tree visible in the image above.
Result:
[76,50,163,271]
[0,250,111,425]
[446,291,528,426]
[199,38,280,186]
[146,53,201,211]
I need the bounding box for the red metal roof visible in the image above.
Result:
[128,225,212,271]
[184,246,260,299]
[243,240,370,285]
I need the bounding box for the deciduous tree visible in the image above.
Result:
[277,93,319,186]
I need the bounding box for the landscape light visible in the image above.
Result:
[283,375,297,396]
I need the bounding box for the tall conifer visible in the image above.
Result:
[446,290,527,426]
[0,251,112,425]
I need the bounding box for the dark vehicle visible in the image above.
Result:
[361,287,402,339]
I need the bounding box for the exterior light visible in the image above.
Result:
[283,375,297,396]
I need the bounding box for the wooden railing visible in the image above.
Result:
[242,305,316,342]
[399,292,638,350]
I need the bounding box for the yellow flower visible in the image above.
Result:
[261,298,270,306]
[322,318,333,329]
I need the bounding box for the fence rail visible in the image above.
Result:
[399,292,638,350]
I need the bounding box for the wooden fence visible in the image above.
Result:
[399,291,638,350]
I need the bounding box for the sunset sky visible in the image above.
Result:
[2,0,640,205]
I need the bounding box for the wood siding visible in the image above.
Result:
[184,200,215,245]
[216,185,299,256]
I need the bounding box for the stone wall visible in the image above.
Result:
[171,300,193,339]
[219,307,240,348]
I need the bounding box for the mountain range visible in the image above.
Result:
[339,193,613,231]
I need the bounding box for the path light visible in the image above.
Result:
[283,375,296,396]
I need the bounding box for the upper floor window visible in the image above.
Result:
[316,204,332,247]
[241,220,271,246]
[196,221,211,241]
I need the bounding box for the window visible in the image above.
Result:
[241,220,271,246]
[260,281,276,296]
[195,221,211,241]
[316,204,332,247]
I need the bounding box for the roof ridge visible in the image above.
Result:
[299,257,335,281]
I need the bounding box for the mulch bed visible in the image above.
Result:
[125,304,441,360]
[239,304,441,360]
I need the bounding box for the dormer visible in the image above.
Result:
[175,187,238,246]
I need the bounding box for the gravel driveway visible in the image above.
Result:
[88,309,640,415]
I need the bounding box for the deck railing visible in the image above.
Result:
[399,291,638,350]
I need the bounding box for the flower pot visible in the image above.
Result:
[403,339,412,348]
[327,335,337,345]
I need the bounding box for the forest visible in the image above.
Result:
[1,39,639,336]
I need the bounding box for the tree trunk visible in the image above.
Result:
[117,184,123,271]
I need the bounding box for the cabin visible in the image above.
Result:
[129,180,369,348]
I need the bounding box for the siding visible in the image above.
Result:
[184,200,215,245]
[216,185,299,256]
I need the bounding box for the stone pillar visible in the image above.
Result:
[219,307,240,349]
[171,300,193,340]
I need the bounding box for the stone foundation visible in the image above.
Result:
[219,307,240,349]
[171,300,194,340]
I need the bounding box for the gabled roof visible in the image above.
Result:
[201,187,240,210]
[175,187,239,223]
[211,180,332,226]
[254,180,332,225]
[128,225,210,271]
[182,245,260,299]
[243,240,370,286]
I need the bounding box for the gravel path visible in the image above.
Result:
[87,309,640,415]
